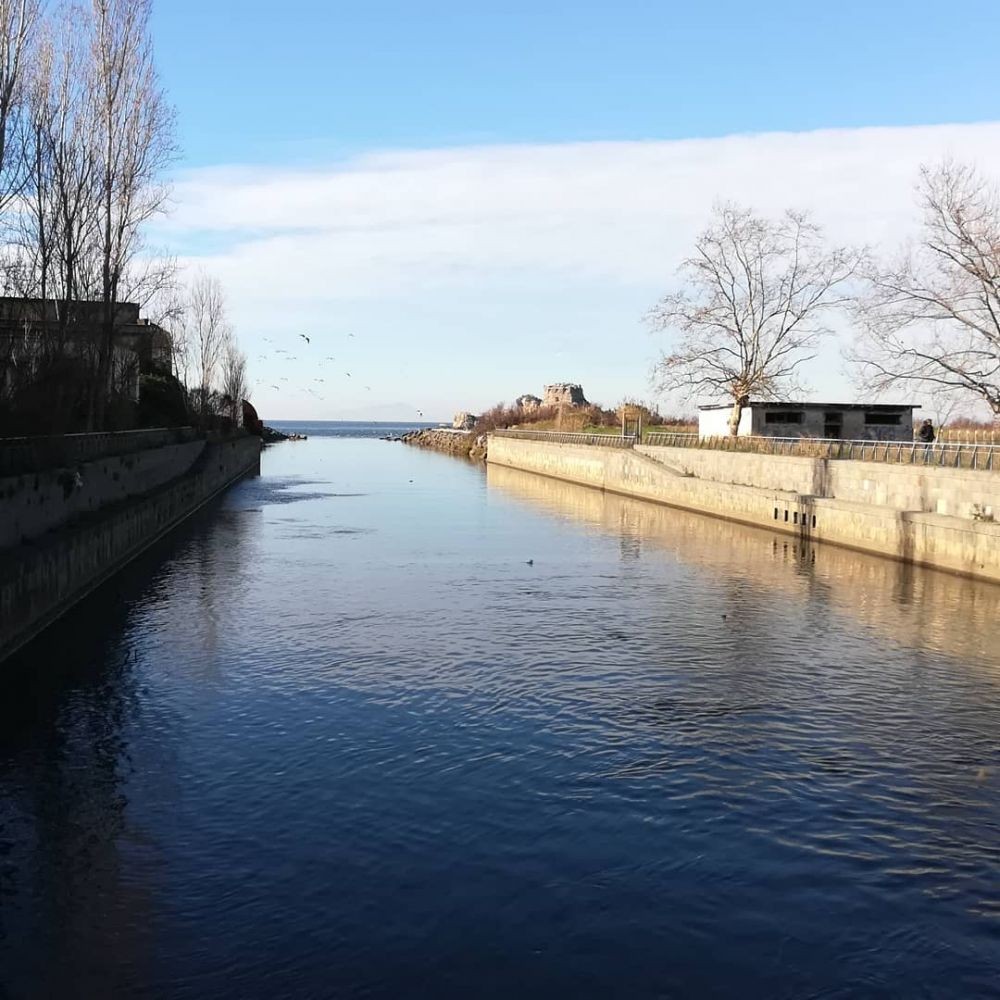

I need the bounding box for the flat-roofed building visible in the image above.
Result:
[698,401,918,441]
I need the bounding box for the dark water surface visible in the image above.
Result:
[2,431,999,998]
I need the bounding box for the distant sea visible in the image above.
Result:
[267,419,440,439]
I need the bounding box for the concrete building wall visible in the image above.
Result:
[698,407,751,437]
[488,435,1000,583]
[1,440,206,548]
[700,405,914,440]
[0,435,260,664]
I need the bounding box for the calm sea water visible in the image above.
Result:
[2,423,999,998]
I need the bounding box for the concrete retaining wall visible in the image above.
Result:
[488,436,1000,583]
[0,426,201,477]
[637,445,1000,520]
[1,440,206,548]
[0,435,260,663]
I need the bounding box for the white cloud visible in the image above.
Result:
[158,122,1000,419]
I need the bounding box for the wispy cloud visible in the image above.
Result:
[158,122,1000,418]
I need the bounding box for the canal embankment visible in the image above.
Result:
[487,434,1000,582]
[0,429,261,663]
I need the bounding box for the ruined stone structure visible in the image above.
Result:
[515,394,542,412]
[542,383,588,407]
[453,411,477,430]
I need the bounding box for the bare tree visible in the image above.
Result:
[146,281,189,386]
[647,203,864,435]
[88,0,175,427]
[21,9,96,321]
[187,271,228,414]
[0,0,40,218]
[220,329,246,425]
[852,161,1000,419]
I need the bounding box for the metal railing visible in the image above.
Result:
[642,431,1000,471]
[492,429,638,448]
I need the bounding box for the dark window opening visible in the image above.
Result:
[865,412,902,425]
[774,508,779,520]
[784,510,789,522]
[793,511,799,524]
[765,411,804,425]
[811,515,817,528]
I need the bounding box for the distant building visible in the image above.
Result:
[0,298,172,402]
[698,401,918,441]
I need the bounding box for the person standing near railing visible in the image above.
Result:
[918,418,936,460]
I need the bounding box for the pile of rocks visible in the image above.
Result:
[401,428,488,462]
[262,425,307,443]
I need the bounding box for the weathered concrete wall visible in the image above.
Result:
[637,445,1000,520]
[0,435,260,663]
[0,426,200,477]
[1,440,206,548]
[488,435,1000,583]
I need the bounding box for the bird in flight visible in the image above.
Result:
[325,356,336,361]
[417,409,423,417]
[347,333,355,338]
[270,384,280,390]
[299,334,311,344]
[345,372,352,377]
[364,385,371,391]
[314,378,324,383]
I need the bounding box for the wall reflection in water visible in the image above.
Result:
[0,494,256,997]
[486,463,1000,668]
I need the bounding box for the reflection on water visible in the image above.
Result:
[1,437,999,999]
[487,463,1000,667]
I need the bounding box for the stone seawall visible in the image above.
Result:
[0,435,261,663]
[487,435,1000,583]
[637,445,1000,520]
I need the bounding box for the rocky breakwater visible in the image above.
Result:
[400,427,488,462]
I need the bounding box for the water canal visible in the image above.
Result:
[2,426,999,997]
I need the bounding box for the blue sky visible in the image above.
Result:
[151,1,1000,420]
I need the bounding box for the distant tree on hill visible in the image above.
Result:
[648,203,863,435]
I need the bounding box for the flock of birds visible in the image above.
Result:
[251,332,424,418]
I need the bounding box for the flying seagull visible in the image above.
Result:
[347,333,355,338]
[345,372,352,377]
[299,334,311,344]
[325,356,336,361]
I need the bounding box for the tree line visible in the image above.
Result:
[648,161,1000,435]
[0,0,244,434]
